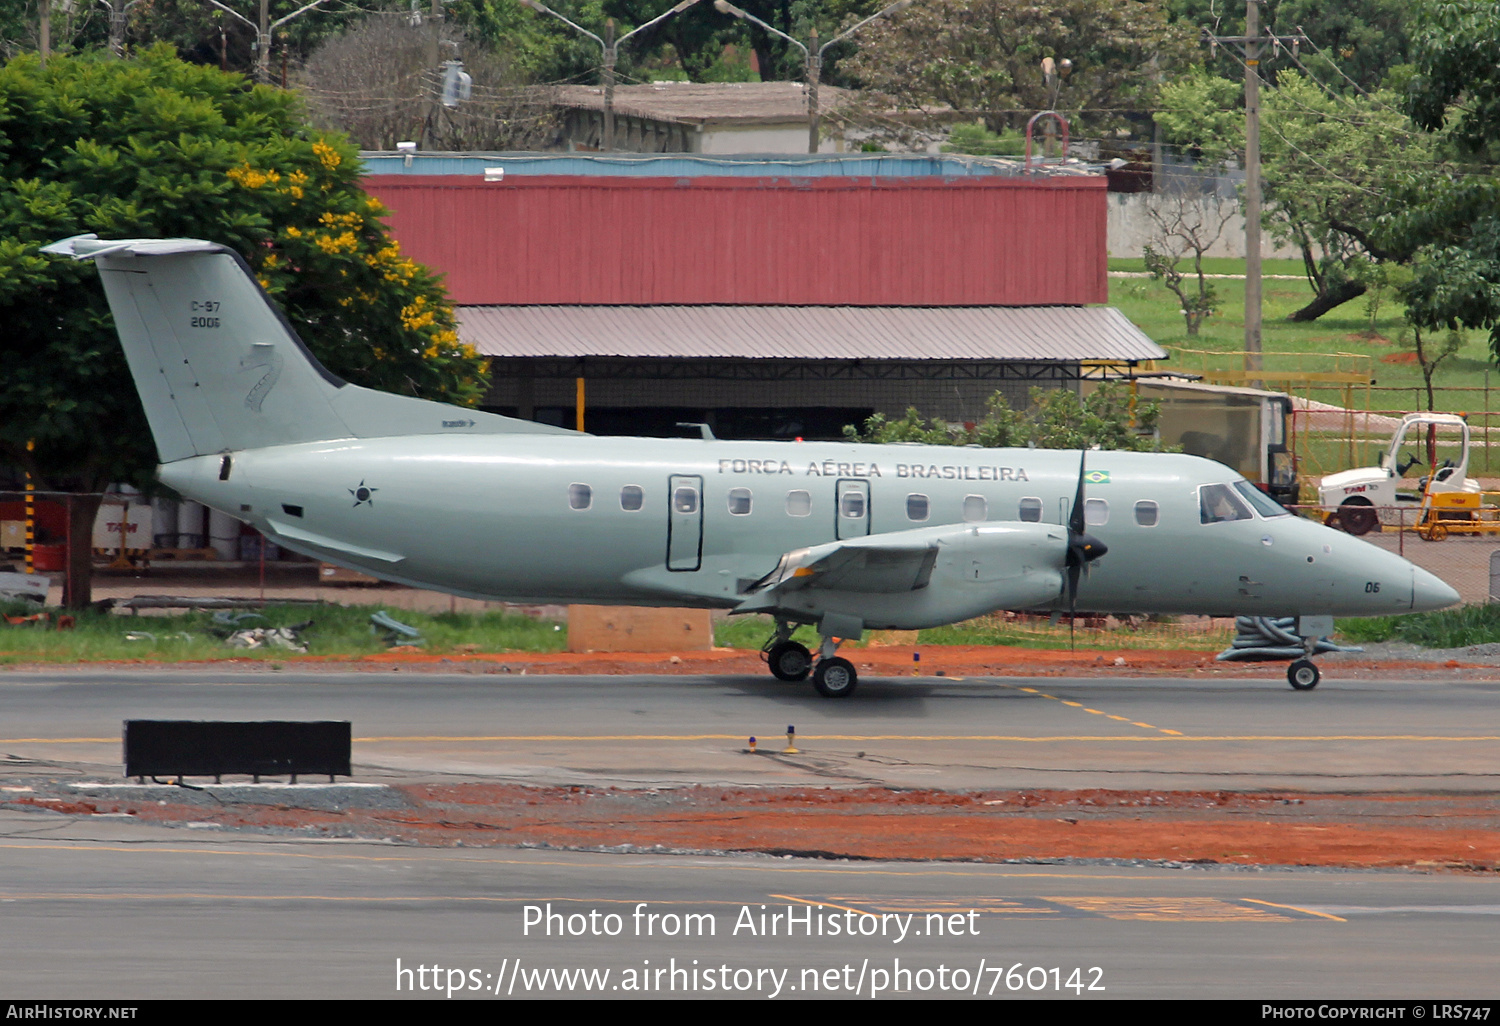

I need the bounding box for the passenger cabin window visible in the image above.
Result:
[1134,499,1159,527]
[840,488,866,519]
[1233,480,1290,518]
[1084,497,1109,526]
[906,493,930,522]
[673,486,699,514]
[786,490,812,517]
[727,487,753,516]
[1018,497,1042,522]
[620,485,643,511]
[568,483,592,510]
[963,494,987,522]
[1199,483,1252,524]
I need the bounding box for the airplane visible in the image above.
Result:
[44,235,1460,696]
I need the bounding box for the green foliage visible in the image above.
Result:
[1336,604,1497,649]
[843,384,1166,452]
[941,122,1025,156]
[1167,0,1413,95]
[1405,0,1500,150]
[0,48,488,491]
[1158,70,1441,321]
[0,601,566,661]
[1145,242,1219,336]
[842,0,1197,135]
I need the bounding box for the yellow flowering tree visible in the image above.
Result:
[0,46,489,500]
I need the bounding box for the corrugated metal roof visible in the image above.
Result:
[457,306,1165,363]
[551,81,855,125]
[359,151,1075,179]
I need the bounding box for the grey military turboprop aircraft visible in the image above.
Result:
[46,235,1459,696]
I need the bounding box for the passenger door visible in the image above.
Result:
[667,474,703,571]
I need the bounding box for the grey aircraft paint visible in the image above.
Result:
[45,236,1459,695]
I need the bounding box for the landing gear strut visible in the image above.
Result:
[810,632,858,698]
[1287,634,1321,690]
[760,620,861,697]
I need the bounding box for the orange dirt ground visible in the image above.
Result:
[13,785,1500,872]
[9,645,1497,869]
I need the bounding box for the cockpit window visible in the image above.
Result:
[1233,480,1290,518]
[1199,483,1252,524]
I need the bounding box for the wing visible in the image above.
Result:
[736,522,1072,631]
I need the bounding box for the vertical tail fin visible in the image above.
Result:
[45,235,569,463]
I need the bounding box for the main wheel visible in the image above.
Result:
[1337,501,1378,536]
[766,640,812,682]
[812,656,858,698]
[1287,658,1320,691]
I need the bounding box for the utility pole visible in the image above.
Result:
[209,0,329,84]
[1208,1,1302,377]
[520,0,702,152]
[97,0,143,57]
[715,0,913,154]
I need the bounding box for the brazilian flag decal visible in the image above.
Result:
[1084,470,1111,484]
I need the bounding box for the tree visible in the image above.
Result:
[1167,0,1413,95]
[844,384,1165,451]
[1365,2,1500,364]
[1142,186,1234,336]
[300,16,559,150]
[0,48,488,602]
[840,0,1197,135]
[1157,69,1439,321]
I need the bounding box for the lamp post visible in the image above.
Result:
[713,0,913,154]
[96,0,142,56]
[208,0,329,84]
[519,0,703,152]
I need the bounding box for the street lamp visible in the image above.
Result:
[714,0,914,154]
[208,0,330,84]
[519,0,703,151]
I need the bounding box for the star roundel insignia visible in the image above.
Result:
[349,480,378,507]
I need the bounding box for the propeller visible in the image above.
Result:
[1064,450,1109,647]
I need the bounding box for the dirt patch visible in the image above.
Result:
[23,784,1500,872]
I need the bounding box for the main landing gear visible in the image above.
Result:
[761,621,859,698]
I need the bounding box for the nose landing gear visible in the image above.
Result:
[1287,658,1320,690]
[1287,632,1322,690]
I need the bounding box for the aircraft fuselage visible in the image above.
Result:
[161,433,1450,621]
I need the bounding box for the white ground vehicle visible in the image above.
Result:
[1318,412,1479,535]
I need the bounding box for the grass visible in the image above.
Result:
[716,614,1233,652]
[1108,257,1500,417]
[0,601,566,664]
[1336,606,1500,650]
[0,601,1241,662]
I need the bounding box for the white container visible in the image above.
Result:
[151,497,178,549]
[207,508,239,561]
[177,501,205,549]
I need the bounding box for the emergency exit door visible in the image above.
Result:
[835,478,871,539]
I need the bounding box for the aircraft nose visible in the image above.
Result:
[1411,566,1460,612]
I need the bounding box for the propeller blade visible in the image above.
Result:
[1070,450,1087,537]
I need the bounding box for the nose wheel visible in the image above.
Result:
[1287,658,1320,690]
